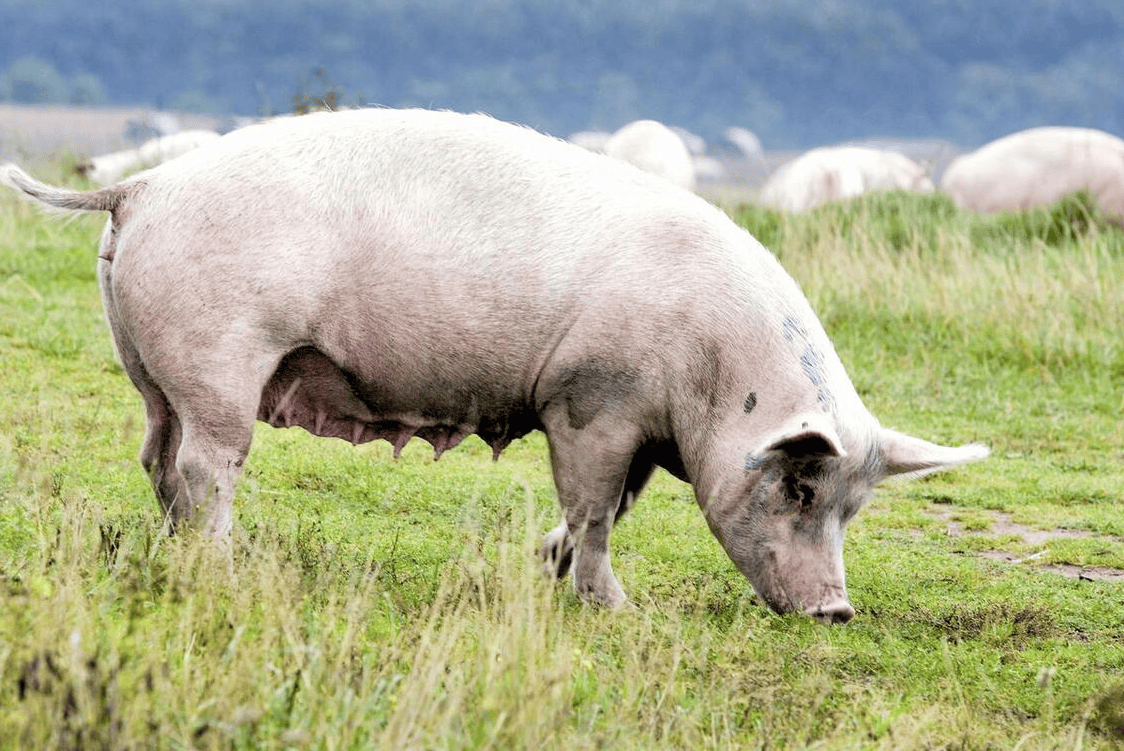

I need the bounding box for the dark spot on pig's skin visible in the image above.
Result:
[548,361,639,430]
[744,392,757,414]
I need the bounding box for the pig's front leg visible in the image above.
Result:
[542,414,644,609]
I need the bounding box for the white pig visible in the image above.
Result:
[602,119,697,191]
[761,146,934,212]
[77,130,221,185]
[2,108,987,622]
[941,126,1124,220]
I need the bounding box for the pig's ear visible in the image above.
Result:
[881,427,990,477]
[758,414,846,459]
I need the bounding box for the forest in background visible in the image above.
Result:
[1,0,1122,150]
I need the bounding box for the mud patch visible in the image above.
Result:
[945,517,1093,546]
[935,509,1124,582]
[977,551,1124,582]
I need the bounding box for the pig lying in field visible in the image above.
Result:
[940,126,1124,221]
[1,108,988,623]
[760,146,935,212]
[77,129,221,185]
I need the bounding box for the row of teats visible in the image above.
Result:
[572,119,1124,221]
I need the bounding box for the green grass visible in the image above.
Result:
[1,175,1122,749]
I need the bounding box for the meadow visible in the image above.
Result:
[0,161,1122,749]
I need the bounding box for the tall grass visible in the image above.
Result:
[1,179,1123,748]
[738,190,1123,377]
[3,481,574,749]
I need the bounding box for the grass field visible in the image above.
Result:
[0,165,1122,749]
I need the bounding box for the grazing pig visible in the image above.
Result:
[1,108,988,622]
[941,127,1124,220]
[602,119,697,191]
[760,146,935,212]
[77,129,221,185]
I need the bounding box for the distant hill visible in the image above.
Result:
[2,0,1122,150]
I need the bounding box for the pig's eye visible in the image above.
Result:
[782,475,816,512]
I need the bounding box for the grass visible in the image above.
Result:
[1,170,1122,749]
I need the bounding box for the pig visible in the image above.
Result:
[602,119,697,191]
[1,108,988,623]
[940,127,1124,221]
[724,126,764,159]
[77,129,221,185]
[760,146,935,212]
[568,130,613,153]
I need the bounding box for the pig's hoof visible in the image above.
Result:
[574,577,628,609]
[576,586,628,609]
[541,524,573,579]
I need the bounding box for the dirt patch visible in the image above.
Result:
[945,517,1093,546]
[977,551,1124,581]
[936,509,1124,582]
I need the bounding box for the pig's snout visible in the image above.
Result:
[804,599,855,625]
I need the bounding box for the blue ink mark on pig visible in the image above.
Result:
[801,349,826,386]
[782,316,837,416]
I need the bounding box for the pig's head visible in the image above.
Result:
[701,413,989,624]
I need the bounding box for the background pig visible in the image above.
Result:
[77,129,221,185]
[601,119,697,191]
[760,146,935,212]
[1,108,988,622]
[940,126,1124,221]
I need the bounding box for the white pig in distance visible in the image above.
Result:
[761,146,935,212]
[941,126,1124,221]
[602,119,697,191]
[1,108,988,623]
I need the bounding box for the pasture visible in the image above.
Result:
[0,163,1122,749]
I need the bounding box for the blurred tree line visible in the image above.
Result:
[1,0,1121,149]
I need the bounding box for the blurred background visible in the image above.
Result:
[1,0,1121,185]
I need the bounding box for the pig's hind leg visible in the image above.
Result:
[144,345,283,540]
[101,260,191,532]
[162,365,275,540]
[136,378,187,529]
